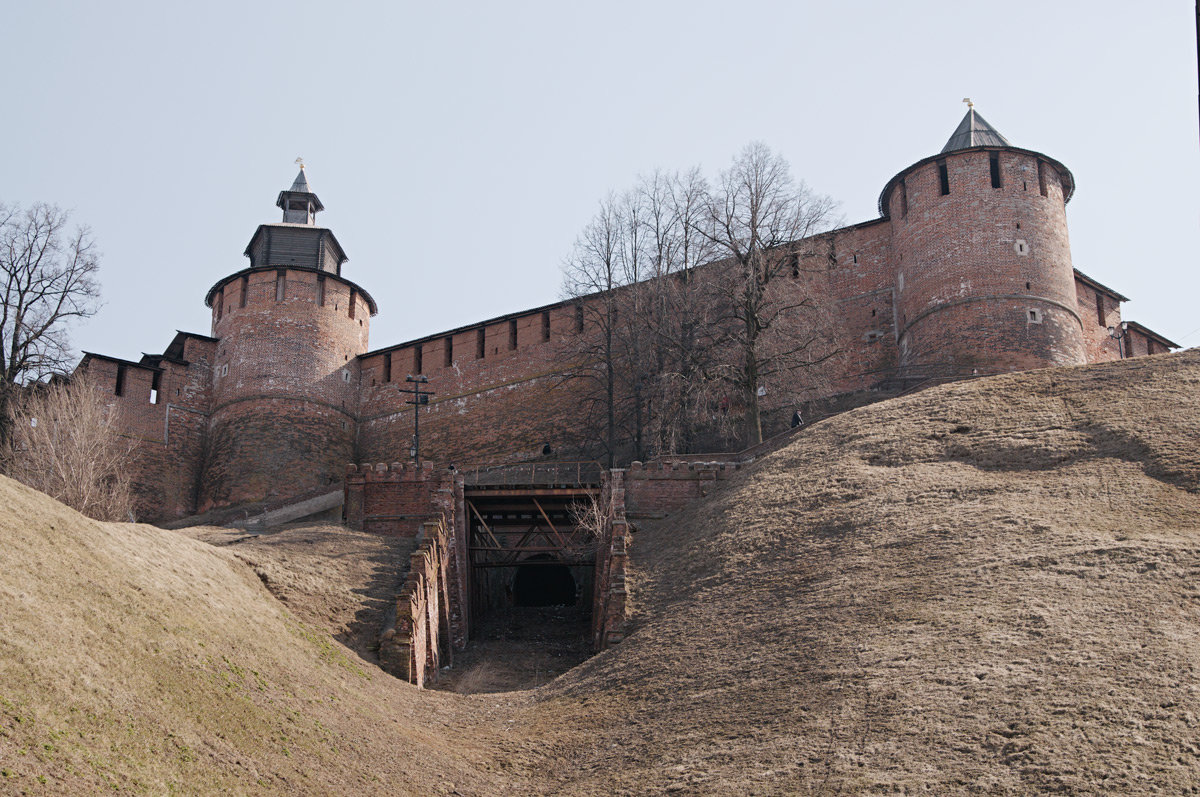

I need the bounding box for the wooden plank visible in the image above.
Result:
[467,500,503,550]
[532,497,569,549]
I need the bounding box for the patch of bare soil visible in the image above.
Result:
[435,607,593,694]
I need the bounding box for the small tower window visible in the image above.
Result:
[541,311,551,341]
[444,336,454,367]
[791,253,800,278]
[114,365,126,397]
[1037,160,1048,196]
[1095,293,1105,326]
[348,289,356,319]
[383,352,392,383]
[989,153,1002,189]
[575,304,584,333]
[1027,308,1042,324]
[936,159,950,195]
[216,290,224,321]
[239,275,248,308]
[275,270,286,301]
[509,319,518,350]
[150,371,160,405]
[316,274,325,307]
[414,344,423,374]
[899,179,909,218]
[476,328,486,359]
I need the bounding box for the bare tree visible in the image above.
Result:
[635,169,725,455]
[0,203,101,445]
[3,374,135,521]
[700,143,839,444]
[560,195,626,467]
[558,145,840,460]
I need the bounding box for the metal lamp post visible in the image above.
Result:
[1108,323,1127,359]
[398,375,434,461]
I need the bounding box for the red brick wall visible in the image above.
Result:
[80,339,214,520]
[344,461,453,537]
[623,460,746,517]
[357,304,594,466]
[379,519,454,687]
[592,470,630,649]
[346,463,469,664]
[1075,280,1124,363]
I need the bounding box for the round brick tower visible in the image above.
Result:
[198,166,376,511]
[879,106,1087,378]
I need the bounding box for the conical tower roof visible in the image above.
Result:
[276,163,324,216]
[941,107,1011,153]
[288,166,314,194]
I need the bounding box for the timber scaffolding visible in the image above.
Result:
[345,460,631,685]
[460,461,608,648]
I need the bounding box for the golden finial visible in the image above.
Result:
[962,97,974,109]
[295,156,305,170]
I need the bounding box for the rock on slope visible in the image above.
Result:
[522,350,1200,795]
[0,482,524,795]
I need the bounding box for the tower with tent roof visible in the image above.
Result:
[197,163,378,512]
[880,102,1088,377]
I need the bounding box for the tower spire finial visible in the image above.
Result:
[278,161,322,224]
[962,97,974,110]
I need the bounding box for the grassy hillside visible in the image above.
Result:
[2,350,1197,795]
[0,483,526,795]
[522,350,1200,794]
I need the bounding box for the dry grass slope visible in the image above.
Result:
[522,350,1200,794]
[1,350,1197,795]
[0,484,529,795]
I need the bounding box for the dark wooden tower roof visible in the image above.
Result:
[941,107,1012,153]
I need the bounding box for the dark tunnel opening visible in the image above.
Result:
[511,555,577,607]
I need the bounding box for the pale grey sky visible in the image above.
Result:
[3,1,1198,362]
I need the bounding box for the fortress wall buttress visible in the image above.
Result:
[887,148,1086,376]
[199,267,369,511]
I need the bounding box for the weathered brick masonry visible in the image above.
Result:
[80,109,1179,521]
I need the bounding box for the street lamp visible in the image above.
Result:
[398,375,434,461]
[1107,323,1127,359]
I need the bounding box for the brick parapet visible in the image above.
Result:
[624,459,743,518]
[379,520,454,687]
[592,470,630,650]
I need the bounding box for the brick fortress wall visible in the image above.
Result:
[79,130,1176,522]
[79,334,213,520]
[357,303,595,467]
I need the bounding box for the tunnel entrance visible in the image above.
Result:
[442,475,601,693]
[512,554,577,607]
